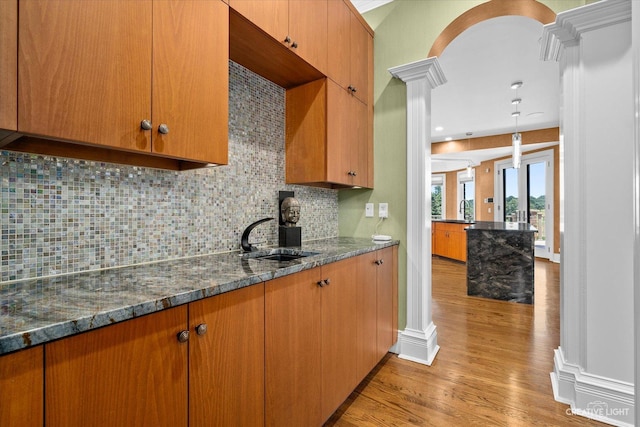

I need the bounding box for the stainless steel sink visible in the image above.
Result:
[243,249,320,262]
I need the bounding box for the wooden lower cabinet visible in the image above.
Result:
[46,306,189,427]
[433,222,468,262]
[189,283,265,427]
[0,346,43,427]
[266,249,398,425]
[45,285,265,427]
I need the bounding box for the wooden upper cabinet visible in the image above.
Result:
[45,306,189,427]
[17,0,228,165]
[0,0,17,133]
[0,346,43,427]
[229,0,327,74]
[286,78,370,188]
[327,0,371,105]
[18,0,152,152]
[189,284,264,427]
[228,0,288,43]
[152,0,228,164]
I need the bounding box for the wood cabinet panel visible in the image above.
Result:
[376,246,395,358]
[18,0,152,152]
[349,10,370,105]
[265,268,323,427]
[321,257,358,421]
[152,0,228,164]
[189,284,264,427]
[326,80,352,185]
[433,222,468,262]
[0,0,17,132]
[0,346,43,427]
[289,0,327,74]
[46,306,188,427]
[228,0,288,43]
[327,0,350,89]
[356,251,379,382]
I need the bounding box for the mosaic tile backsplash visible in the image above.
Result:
[0,61,338,283]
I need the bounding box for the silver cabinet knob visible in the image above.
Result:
[177,330,190,343]
[317,280,325,287]
[324,278,330,286]
[284,36,291,44]
[291,41,298,49]
[158,124,169,134]
[195,323,207,336]
[140,119,152,130]
[375,260,382,265]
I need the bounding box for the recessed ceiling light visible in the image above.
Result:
[511,98,522,105]
[445,137,452,141]
[511,111,521,117]
[466,132,473,136]
[435,126,444,131]
[527,111,544,117]
[511,81,523,89]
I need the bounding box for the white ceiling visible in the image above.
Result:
[353,2,561,173]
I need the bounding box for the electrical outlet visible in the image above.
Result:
[365,203,374,218]
[379,203,389,218]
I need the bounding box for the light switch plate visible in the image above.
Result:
[365,203,374,218]
[379,203,389,218]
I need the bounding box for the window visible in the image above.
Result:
[431,174,445,220]
[457,170,475,221]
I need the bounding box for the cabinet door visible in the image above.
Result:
[265,268,322,427]
[356,251,378,382]
[228,0,288,43]
[289,0,327,74]
[351,96,369,187]
[152,0,228,164]
[376,247,395,358]
[326,81,352,185]
[19,0,152,152]
[327,0,350,89]
[321,257,358,421]
[349,12,370,105]
[0,346,43,427]
[46,307,188,427]
[0,0,17,131]
[189,284,264,427]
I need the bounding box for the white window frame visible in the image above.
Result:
[457,169,475,221]
[431,174,446,220]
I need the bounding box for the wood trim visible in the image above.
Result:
[428,0,556,58]
[0,0,17,131]
[3,136,210,171]
[431,127,559,154]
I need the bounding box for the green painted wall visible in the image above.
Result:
[338,0,591,330]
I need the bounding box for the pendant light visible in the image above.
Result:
[511,81,523,169]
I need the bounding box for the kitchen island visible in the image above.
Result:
[466,221,537,304]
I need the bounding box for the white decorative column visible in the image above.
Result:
[388,58,446,365]
[541,1,636,425]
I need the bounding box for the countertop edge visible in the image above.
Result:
[0,238,399,355]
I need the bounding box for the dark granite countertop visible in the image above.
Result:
[432,219,476,224]
[466,221,537,232]
[0,237,398,355]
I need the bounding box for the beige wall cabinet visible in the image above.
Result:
[0,346,43,427]
[45,284,264,427]
[17,0,228,165]
[228,0,327,74]
[286,78,371,188]
[433,222,468,262]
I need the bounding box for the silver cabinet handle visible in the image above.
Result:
[177,330,190,343]
[140,119,152,130]
[195,323,207,336]
[158,124,169,134]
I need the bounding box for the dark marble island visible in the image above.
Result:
[466,221,537,304]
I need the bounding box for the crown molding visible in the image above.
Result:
[388,57,447,88]
[540,0,631,61]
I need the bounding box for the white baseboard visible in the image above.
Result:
[396,322,440,366]
[552,252,561,263]
[551,347,635,426]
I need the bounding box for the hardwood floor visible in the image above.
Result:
[326,257,607,426]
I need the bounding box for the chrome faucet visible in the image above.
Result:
[459,200,471,221]
[241,218,274,252]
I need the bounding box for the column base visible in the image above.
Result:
[396,322,439,366]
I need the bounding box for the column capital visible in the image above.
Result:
[388,57,447,88]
